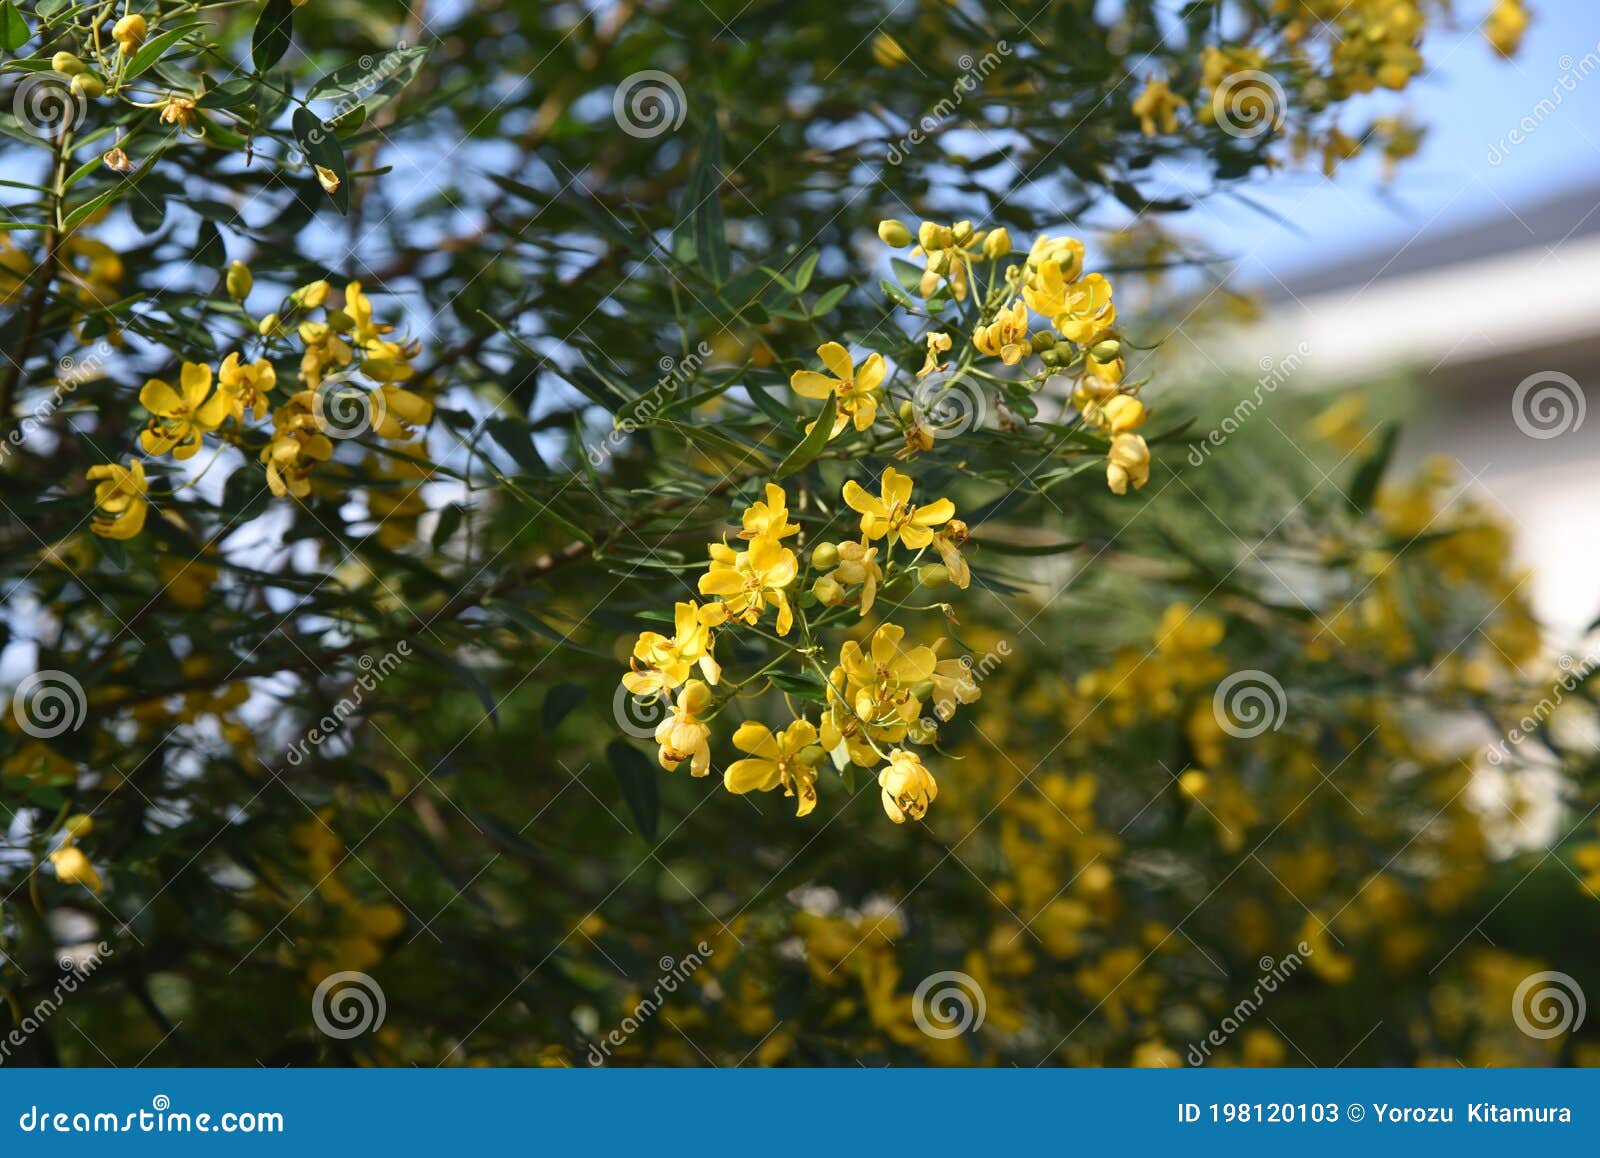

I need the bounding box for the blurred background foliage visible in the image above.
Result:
[5,0,1597,1067]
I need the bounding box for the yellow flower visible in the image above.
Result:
[655,680,713,777]
[973,299,1031,365]
[931,518,970,588]
[827,538,882,615]
[724,718,822,816]
[1046,270,1116,344]
[841,466,954,549]
[1106,432,1150,495]
[218,351,276,422]
[698,535,798,635]
[297,321,353,387]
[86,458,149,540]
[1131,76,1185,136]
[371,384,433,440]
[138,362,229,459]
[623,601,721,696]
[739,483,800,541]
[49,845,102,893]
[316,166,341,194]
[838,622,937,732]
[871,33,907,69]
[930,642,981,721]
[1485,0,1528,57]
[790,342,884,438]
[918,331,952,378]
[159,95,197,132]
[1100,394,1146,434]
[1025,233,1085,284]
[262,392,334,498]
[878,748,937,824]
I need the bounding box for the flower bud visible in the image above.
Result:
[812,576,845,606]
[1088,338,1122,362]
[927,250,951,275]
[877,219,912,248]
[1030,329,1055,351]
[918,563,950,589]
[226,260,253,301]
[112,13,148,53]
[52,52,85,76]
[798,745,830,768]
[917,221,948,251]
[982,227,1011,260]
[258,312,281,336]
[951,220,974,245]
[70,73,106,99]
[292,279,331,309]
[809,542,840,571]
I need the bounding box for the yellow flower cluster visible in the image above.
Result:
[86,275,431,537]
[620,473,977,825]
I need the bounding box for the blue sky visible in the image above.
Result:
[1194,3,1600,285]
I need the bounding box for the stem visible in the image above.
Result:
[0,126,73,436]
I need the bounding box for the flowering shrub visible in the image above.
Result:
[2,0,1592,1069]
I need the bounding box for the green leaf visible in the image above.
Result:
[812,283,849,315]
[484,416,547,474]
[606,739,660,842]
[124,22,205,80]
[198,78,258,110]
[971,535,1081,556]
[0,1,30,52]
[879,278,914,308]
[1345,423,1400,515]
[541,683,587,732]
[774,394,834,479]
[690,121,729,285]
[307,45,427,103]
[251,0,294,74]
[292,106,348,214]
[416,642,499,726]
[430,502,463,549]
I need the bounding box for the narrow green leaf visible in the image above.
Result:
[124,22,205,80]
[251,0,294,74]
[606,739,660,841]
[541,683,587,733]
[1346,423,1400,515]
[774,394,834,479]
[292,106,348,214]
[0,1,31,52]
